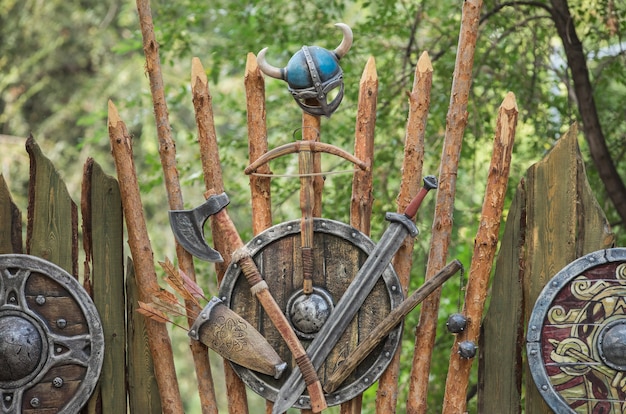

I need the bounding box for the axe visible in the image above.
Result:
[168,192,230,262]
[169,191,328,412]
[271,175,438,414]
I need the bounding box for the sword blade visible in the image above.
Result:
[272,213,417,413]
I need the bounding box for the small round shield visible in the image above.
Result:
[219,218,404,409]
[527,248,626,413]
[0,254,104,413]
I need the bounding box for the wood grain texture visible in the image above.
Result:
[245,53,273,236]
[26,135,78,276]
[0,174,23,254]
[82,159,127,414]
[126,259,163,414]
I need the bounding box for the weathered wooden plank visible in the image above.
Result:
[0,174,23,254]
[82,159,127,414]
[25,135,78,275]
[126,258,163,414]
[478,180,526,413]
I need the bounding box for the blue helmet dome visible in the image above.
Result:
[286,46,341,90]
[257,23,353,117]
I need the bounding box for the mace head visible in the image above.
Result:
[256,23,353,118]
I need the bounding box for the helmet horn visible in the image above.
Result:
[256,47,285,80]
[333,23,353,60]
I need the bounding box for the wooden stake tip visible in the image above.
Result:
[360,56,377,82]
[501,91,517,111]
[245,52,259,74]
[107,100,121,126]
[191,57,208,88]
[417,51,433,73]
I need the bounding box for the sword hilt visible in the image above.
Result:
[404,175,438,219]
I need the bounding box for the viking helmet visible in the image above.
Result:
[257,23,353,117]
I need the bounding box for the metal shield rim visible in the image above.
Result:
[526,248,626,414]
[0,254,105,414]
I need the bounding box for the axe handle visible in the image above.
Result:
[237,254,326,412]
[214,210,327,412]
[324,259,463,393]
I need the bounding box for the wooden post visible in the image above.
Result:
[244,53,277,414]
[407,1,483,412]
[350,56,377,235]
[191,57,249,414]
[245,53,272,236]
[108,100,184,414]
[441,92,518,413]
[343,56,378,414]
[134,0,218,410]
[376,51,432,414]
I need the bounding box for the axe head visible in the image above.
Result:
[168,192,230,262]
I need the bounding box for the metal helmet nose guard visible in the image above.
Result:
[257,23,353,117]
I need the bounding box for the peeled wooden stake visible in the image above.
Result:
[441,92,518,414]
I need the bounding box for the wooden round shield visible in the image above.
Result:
[0,254,104,414]
[219,218,403,409]
[527,248,626,413]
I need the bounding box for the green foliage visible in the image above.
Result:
[1,0,625,412]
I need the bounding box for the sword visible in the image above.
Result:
[271,175,438,413]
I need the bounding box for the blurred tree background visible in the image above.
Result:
[1,0,624,412]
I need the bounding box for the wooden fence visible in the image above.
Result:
[0,136,162,414]
[0,1,616,412]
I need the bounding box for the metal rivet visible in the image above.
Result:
[531,325,537,331]
[391,285,397,291]
[541,384,549,391]
[53,377,63,388]
[287,225,293,231]
[8,296,16,303]
[364,377,369,383]
[4,395,11,402]
[56,347,63,354]
[30,398,40,408]
[36,295,46,305]
[259,386,265,392]
[189,330,196,336]
[351,232,357,238]
[256,239,263,245]
[299,398,304,404]
[530,349,537,356]
[221,297,227,302]
[321,222,326,227]
[56,319,67,329]
[551,281,558,287]
[385,351,391,358]
[201,313,207,319]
